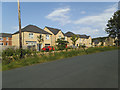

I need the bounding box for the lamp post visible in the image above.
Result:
[18,0,23,58]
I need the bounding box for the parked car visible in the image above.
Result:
[42,46,55,52]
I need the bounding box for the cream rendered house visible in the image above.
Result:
[65,32,92,47]
[104,37,116,46]
[64,32,75,46]
[44,26,65,46]
[12,25,52,51]
[77,35,92,47]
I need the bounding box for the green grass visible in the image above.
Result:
[2,46,120,71]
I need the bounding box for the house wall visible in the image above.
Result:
[12,32,52,50]
[104,37,115,46]
[66,37,73,46]
[0,37,12,46]
[67,36,92,47]
[44,27,65,46]
[55,31,65,45]
[92,42,102,46]
[44,27,55,46]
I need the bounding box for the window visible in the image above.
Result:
[0,43,3,45]
[45,44,50,46]
[26,41,36,45]
[6,42,8,46]
[29,33,34,39]
[59,35,61,39]
[46,35,49,39]
[80,38,81,42]
[6,37,8,41]
[65,37,67,40]
[0,37,3,41]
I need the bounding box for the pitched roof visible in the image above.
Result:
[13,25,52,35]
[77,34,90,39]
[65,32,90,39]
[45,26,62,35]
[0,33,12,37]
[65,32,75,37]
[92,37,107,42]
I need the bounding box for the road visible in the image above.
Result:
[2,50,118,88]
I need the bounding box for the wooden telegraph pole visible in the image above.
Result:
[18,0,23,58]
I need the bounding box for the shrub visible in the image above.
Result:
[2,48,33,64]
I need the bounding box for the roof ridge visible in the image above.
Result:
[45,26,61,30]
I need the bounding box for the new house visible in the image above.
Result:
[65,32,92,47]
[44,26,65,46]
[12,25,52,51]
[104,37,116,46]
[77,34,92,47]
[0,33,12,46]
[92,36,116,47]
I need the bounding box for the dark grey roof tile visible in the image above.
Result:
[13,25,52,35]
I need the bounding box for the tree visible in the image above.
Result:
[105,10,120,46]
[56,38,68,50]
[37,34,44,51]
[79,44,88,54]
[71,35,79,46]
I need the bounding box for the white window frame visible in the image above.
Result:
[6,37,8,41]
[46,35,49,39]
[29,33,34,39]
[0,37,3,41]
[59,35,61,39]
[0,42,3,45]
[6,42,8,46]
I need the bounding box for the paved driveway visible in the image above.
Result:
[2,50,118,88]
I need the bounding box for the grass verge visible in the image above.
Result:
[2,46,120,71]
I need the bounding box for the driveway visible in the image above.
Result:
[2,50,118,88]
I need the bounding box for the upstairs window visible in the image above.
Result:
[0,37,3,41]
[46,35,49,39]
[80,38,81,42]
[59,35,61,39]
[0,43,3,45]
[6,37,8,41]
[29,33,34,39]
[6,42,8,46]
[64,37,67,40]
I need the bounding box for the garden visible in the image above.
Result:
[2,45,120,71]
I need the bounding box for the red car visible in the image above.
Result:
[42,46,55,52]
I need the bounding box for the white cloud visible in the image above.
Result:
[72,27,106,37]
[12,26,25,31]
[46,8,71,25]
[73,4,117,37]
[45,4,117,37]
[12,26,19,30]
[80,11,86,14]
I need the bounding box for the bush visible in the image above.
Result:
[2,46,120,71]
[2,48,33,64]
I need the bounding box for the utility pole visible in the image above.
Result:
[18,0,23,58]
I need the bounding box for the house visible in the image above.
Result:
[0,33,12,46]
[64,32,75,46]
[92,39,103,46]
[92,36,116,47]
[92,37,107,47]
[77,34,92,47]
[12,25,52,51]
[104,37,116,46]
[65,32,92,47]
[44,26,65,46]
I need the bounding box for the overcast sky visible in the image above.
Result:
[2,2,118,38]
